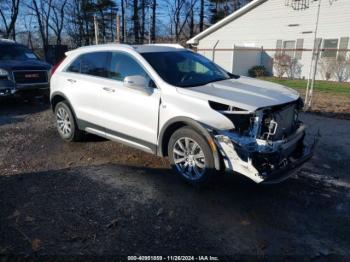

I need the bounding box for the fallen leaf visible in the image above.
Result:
[31,239,42,252]
[106,218,118,228]
[240,220,251,226]
[156,208,164,216]
[7,210,20,220]
[25,216,35,222]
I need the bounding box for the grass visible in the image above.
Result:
[259,77,350,97]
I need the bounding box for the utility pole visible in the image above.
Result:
[116,15,121,43]
[305,0,322,110]
[94,15,99,45]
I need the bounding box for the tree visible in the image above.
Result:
[132,0,140,43]
[29,0,53,60]
[151,0,156,42]
[199,0,204,32]
[0,0,20,40]
[332,56,350,82]
[49,0,68,45]
[168,0,197,42]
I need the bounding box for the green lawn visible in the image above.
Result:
[259,77,350,97]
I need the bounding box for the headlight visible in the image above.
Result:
[0,68,9,77]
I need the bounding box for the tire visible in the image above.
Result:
[54,101,84,142]
[168,127,217,186]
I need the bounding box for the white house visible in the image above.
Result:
[187,0,350,81]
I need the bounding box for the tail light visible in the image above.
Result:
[51,57,66,76]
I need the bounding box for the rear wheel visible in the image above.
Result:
[55,101,84,142]
[168,127,216,185]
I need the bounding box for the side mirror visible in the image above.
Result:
[123,75,152,95]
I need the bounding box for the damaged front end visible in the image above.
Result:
[209,99,315,184]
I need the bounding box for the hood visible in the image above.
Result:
[0,59,51,71]
[176,76,299,112]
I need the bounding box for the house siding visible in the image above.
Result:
[195,0,350,80]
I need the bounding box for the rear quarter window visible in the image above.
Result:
[66,52,110,77]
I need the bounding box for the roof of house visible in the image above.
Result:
[186,0,267,45]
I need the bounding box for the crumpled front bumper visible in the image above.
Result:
[213,125,316,184]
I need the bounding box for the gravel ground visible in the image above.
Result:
[0,97,350,259]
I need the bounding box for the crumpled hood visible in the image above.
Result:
[177,76,300,112]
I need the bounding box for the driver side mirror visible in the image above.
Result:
[123,75,153,95]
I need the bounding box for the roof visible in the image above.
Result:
[65,43,186,56]
[187,0,267,45]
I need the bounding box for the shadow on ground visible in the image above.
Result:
[0,96,49,126]
[1,164,349,257]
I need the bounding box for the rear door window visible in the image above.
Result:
[80,52,110,77]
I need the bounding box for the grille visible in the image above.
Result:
[13,70,48,84]
[260,102,298,141]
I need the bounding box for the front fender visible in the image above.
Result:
[157,116,222,171]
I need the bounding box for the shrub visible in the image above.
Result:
[248,65,268,78]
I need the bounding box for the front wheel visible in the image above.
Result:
[168,127,217,186]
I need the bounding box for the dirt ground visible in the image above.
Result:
[0,96,350,259]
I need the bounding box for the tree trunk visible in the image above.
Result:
[189,7,194,38]
[151,0,156,42]
[121,0,125,42]
[133,0,140,43]
[140,0,145,43]
[199,0,204,32]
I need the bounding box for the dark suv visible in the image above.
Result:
[0,39,51,97]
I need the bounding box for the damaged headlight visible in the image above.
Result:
[209,101,254,134]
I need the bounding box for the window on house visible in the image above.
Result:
[322,39,338,58]
[338,37,349,60]
[283,41,296,58]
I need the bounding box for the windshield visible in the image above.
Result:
[141,51,232,87]
[0,45,38,61]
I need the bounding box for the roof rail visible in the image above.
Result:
[147,43,184,49]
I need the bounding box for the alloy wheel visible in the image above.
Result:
[173,137,206,180]
[56,107,72,137]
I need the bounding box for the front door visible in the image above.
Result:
[99,51,161,151]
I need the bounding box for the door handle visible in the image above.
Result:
[102,87,115,93]
[67,79,76,83]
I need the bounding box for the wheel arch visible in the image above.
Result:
[158,116,222,171]
[51,92,80,129]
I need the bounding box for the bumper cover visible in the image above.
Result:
[0,80,49,96]
[214,125,316,184]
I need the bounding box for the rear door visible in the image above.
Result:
[62,51,111,127]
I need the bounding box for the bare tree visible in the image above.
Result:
[29,0,53,60]
[132,0,140,43]
[0,0,20,40]
[318,58,334,81]
[151,0,156,42]
[332,56,350,82]
[49,0,68,45]
[199,0,204,32]
[273,54,290,78]
[168,0,197,42]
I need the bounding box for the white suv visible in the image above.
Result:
[50,44,313,185]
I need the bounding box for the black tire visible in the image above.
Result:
[54,101,84,142]
[168,127,217,186]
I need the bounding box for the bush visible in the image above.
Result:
[248,65,268,78]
